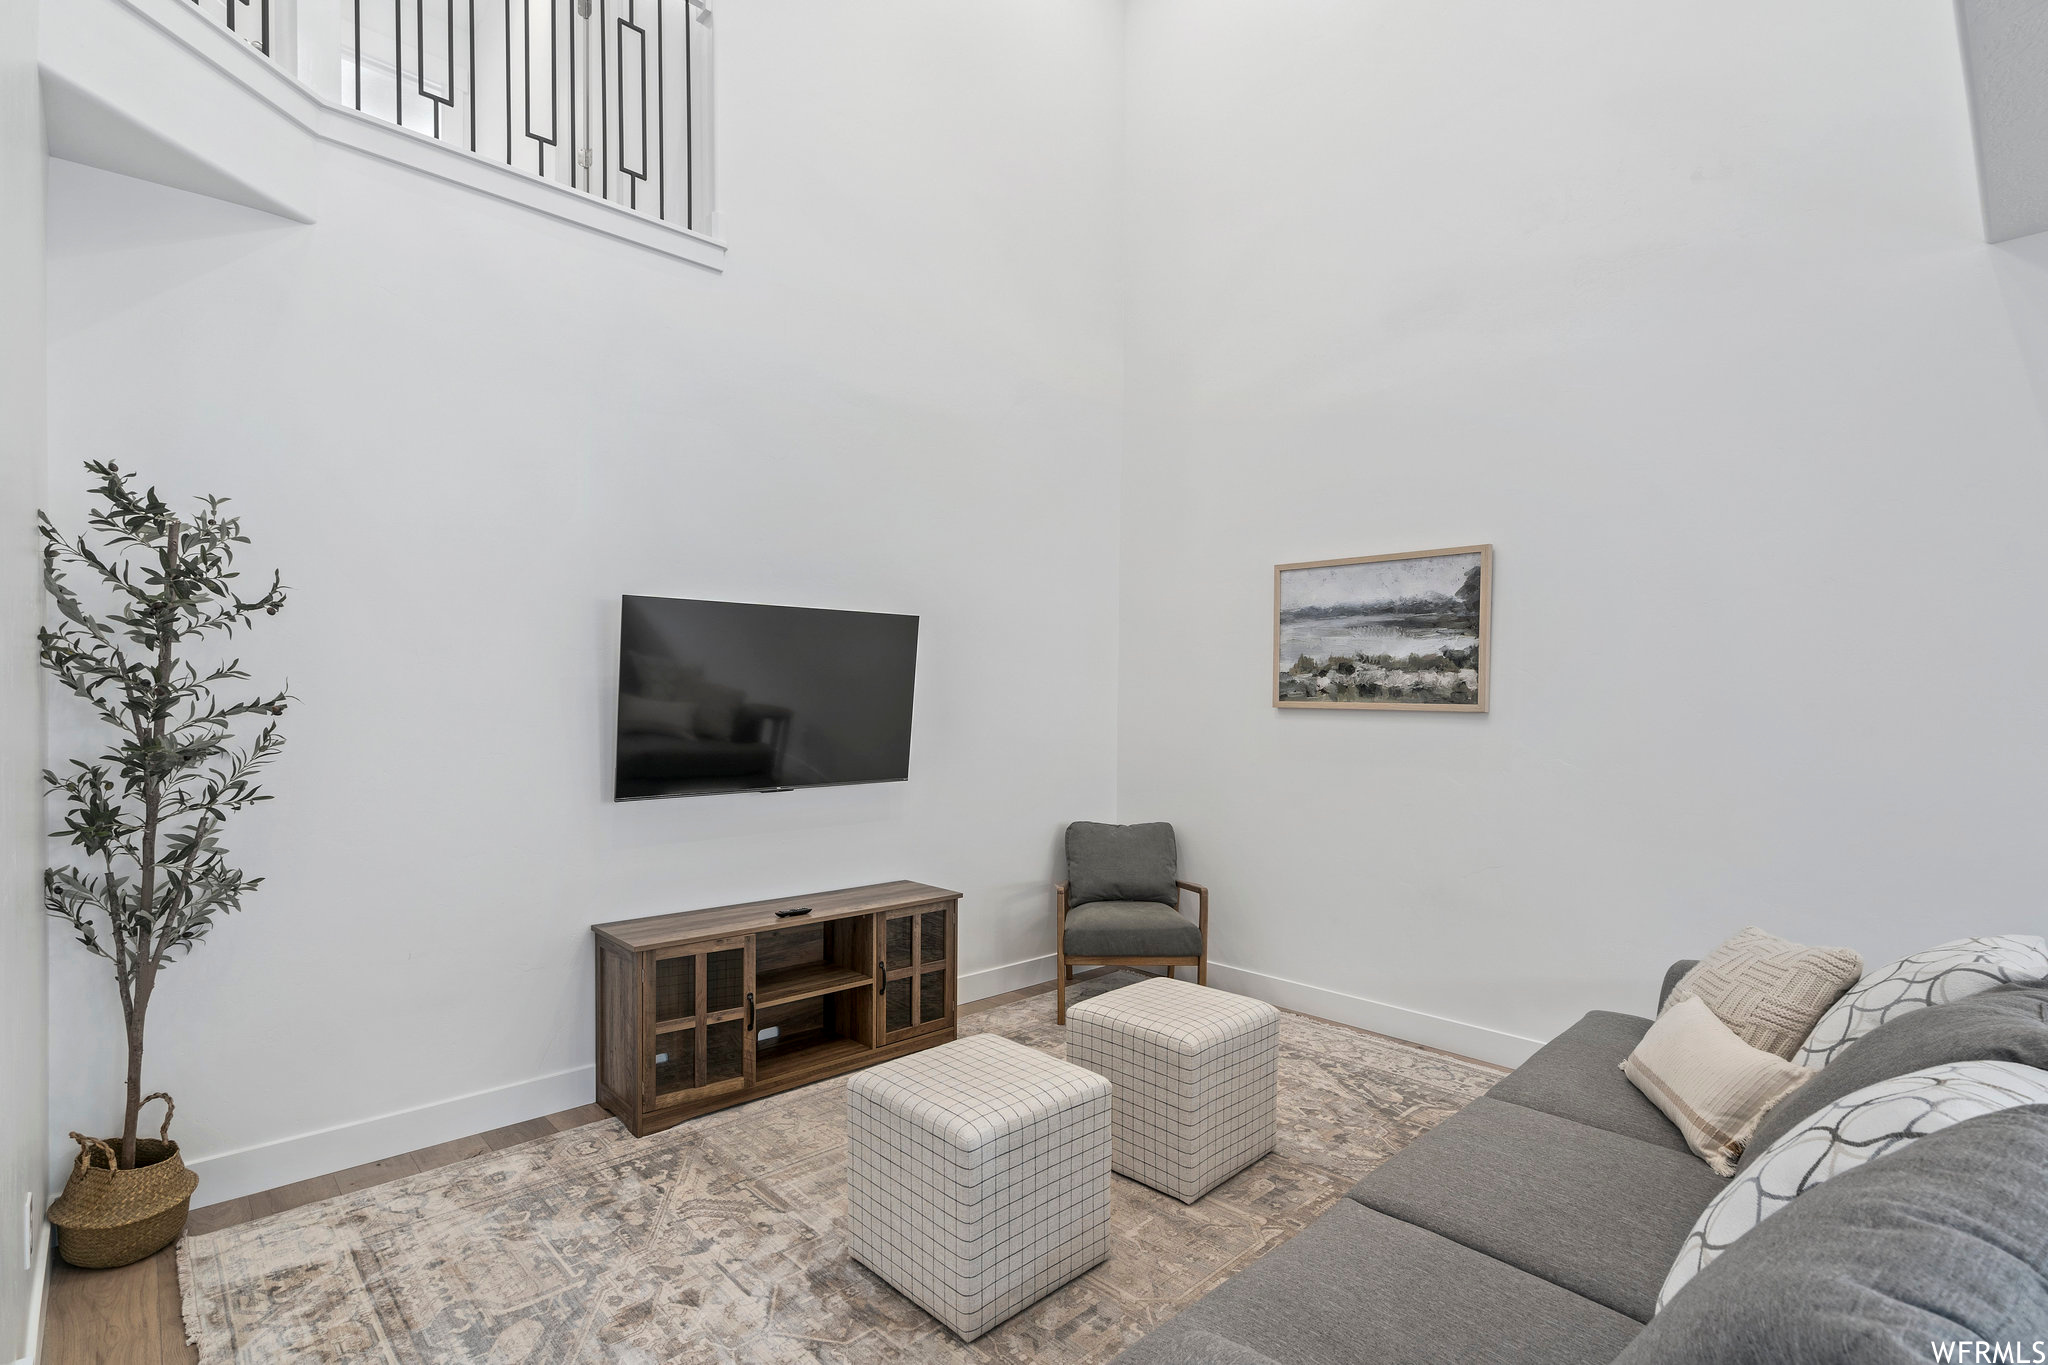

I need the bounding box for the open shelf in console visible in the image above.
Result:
[756,961,874,1007]
[755,917,872,1007]
[755,986,871,1082]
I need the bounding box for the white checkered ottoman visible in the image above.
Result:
[846,1033,1111,1341]
[1066,976,1280,1203]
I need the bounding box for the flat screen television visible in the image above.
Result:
[614,595,920,800]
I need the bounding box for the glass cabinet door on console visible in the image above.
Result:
[877,902,954,1044]
[648,935,754,1109]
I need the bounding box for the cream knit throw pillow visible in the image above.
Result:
[1664,926,1862,1060]
[1622,998,1816,1176]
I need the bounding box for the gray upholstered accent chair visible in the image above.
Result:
[1056,821,1208,1024]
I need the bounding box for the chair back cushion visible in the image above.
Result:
[1066,821,1178,907]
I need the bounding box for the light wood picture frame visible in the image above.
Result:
[1274,544,1492,712]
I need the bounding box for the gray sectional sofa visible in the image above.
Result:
[1113,961,2048,1365]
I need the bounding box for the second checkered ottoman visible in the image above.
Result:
[1066,976,1280,1203]
[846,1033,1111,1341]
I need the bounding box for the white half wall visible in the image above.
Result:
[44,0,1125,1200]
[0,0,48,1348]
[1120,0,2048,1053]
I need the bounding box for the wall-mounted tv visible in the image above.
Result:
[614,595,920,800]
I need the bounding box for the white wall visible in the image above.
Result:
[0,0,47,1347]
[45,0,1125,1200]
[43,0,2048,1212]
[1120,0,2048,1062]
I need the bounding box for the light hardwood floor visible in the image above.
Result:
[39,973,1498,1363]
[41,1101,614,1365]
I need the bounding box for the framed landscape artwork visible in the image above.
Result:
[1274,544,1492,712]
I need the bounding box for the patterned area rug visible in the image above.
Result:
[180,973,1500,1363]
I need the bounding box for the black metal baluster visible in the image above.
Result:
[309,0,697,223]
[618,1,647,212]
[683,0,692,230]
[525,0,560,179]
[658,1,668,216]
[569,0,578,188]
[417,0,455,140]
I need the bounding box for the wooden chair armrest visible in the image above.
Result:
[1175,880,1209,939]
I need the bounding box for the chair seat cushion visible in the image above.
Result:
[1064,900,1202,958]
[1486,1011,1692,1154]
[1346,1098,1727,1322]
[1110,1198,1642,1365]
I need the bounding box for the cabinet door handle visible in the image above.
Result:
[746,991,754,1030]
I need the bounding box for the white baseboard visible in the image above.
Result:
[1203,961,1543,1068]
[180,956,1537,1212]
[958,952,1057,1002]
[184,1065,598,1207]
[188,956,1061,1209]
[12,1224,49,1365]
[961,952,1541,1066]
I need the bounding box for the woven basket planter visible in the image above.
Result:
[48,1093,200,1269]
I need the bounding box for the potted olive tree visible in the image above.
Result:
[40,462,290,1268]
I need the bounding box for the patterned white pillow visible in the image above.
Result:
[1656,1059,2048,1312]
[1793,935,2048,1068]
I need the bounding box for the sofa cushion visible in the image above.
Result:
[1664,927,1862,1060]
[1614,1105,2048,1365]
[1110,1197,1642,1365]
[1486,1011,1691,1154]
[1063,900,1202,958]
[1793,935,2048,1069]
[1739,981,2048,1173]
[1660,1060,2048,1310]
[1066,821,1179,907]
[1659,960,1700,1013]
[1346,1098,1726,1322]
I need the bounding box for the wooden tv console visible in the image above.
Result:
[592,881,960,1137]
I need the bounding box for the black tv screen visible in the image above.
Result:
[614,595,920,799]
